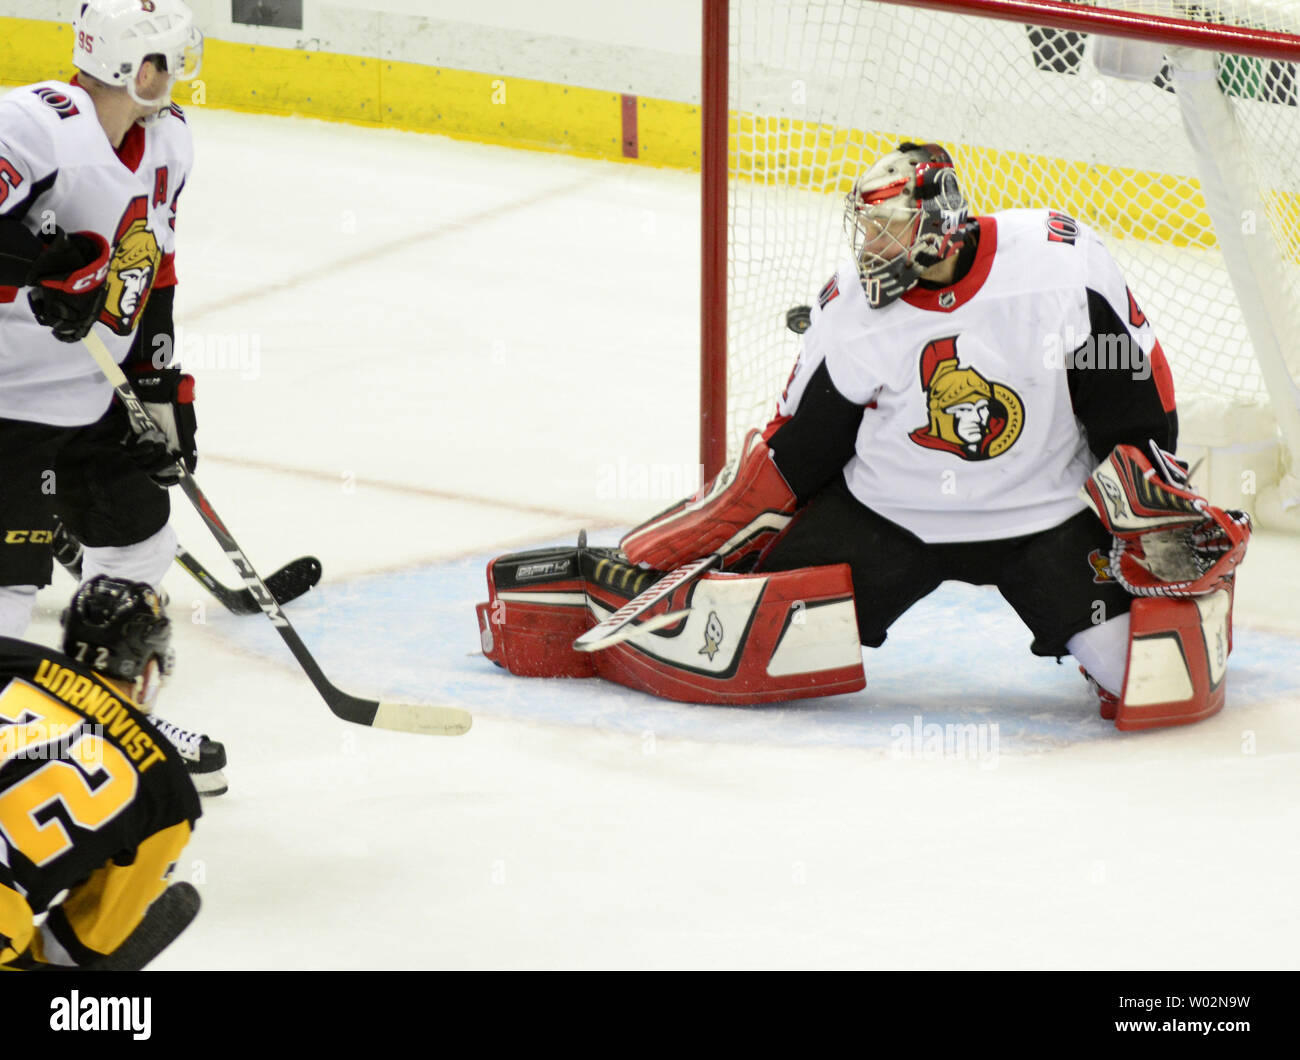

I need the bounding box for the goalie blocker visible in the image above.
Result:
[475,545,864,705]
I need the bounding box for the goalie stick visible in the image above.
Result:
[81,332,470,737]
[572,553,719,653]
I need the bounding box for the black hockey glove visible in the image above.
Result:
[25,228,112,342]
[122,366,197,488]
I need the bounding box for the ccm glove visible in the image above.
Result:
[25,228,111,342]
[122,366,197,488]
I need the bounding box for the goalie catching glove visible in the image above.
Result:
[1081,441,1251,597]
[620,429,799,571]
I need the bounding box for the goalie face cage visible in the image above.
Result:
[701,0,1300,500]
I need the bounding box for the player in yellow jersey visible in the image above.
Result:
[0,576,201,969]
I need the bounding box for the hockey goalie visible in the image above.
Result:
[477,142,1250,730]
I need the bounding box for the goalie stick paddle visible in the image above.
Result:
[573,554,719,653]
[173,546,322,615]
[81,333,471,737]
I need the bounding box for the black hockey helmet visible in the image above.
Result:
[61,575,174,681]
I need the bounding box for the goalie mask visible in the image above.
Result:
[62,576,174,706]
[844,142,971,308]
[73,0,204,110]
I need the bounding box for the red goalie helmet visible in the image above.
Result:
[844,142,972,308]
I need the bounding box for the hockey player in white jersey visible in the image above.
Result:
[615,142,1251,729]
[0,1,224,783]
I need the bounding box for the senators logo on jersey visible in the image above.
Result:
[909,336,1024,460]
[100,196,161,335]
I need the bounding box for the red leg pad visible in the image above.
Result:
[587,562,865,704]
[1116,588,1233,731]
[477,554,595,679]
[477,546,865,704]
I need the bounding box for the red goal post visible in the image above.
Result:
[700,0,1300,527]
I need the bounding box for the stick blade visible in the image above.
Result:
[373,700,473,736]
[266,555,323,606]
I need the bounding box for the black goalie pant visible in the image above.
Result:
[0,402,170,588]
[757,476,1132,657]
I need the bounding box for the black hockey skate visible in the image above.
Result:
[149,716,228,797]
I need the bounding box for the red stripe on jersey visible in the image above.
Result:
[1149,339,1176,412]
[1127,287,1148,328]
[115,122,146,173]
[0,285,17,303]
[156,252,176,287]
[761,413,791,442]
[901,216,998,313]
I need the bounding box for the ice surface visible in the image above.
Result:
[15,105,1300,969]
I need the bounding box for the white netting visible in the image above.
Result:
[725,0,1300,461]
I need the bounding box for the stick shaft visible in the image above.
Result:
[573,554,718,651]
[79,331,464,733]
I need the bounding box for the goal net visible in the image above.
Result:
[708,0,1300,523]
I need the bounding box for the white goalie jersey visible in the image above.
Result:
[0,80,192,426]
[778,209,1175,543]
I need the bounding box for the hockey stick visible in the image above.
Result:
[56,523,322,616]
[173,545,322,615]
[577,607,692,651]
[81,332,470,736]
[572,553,719,652]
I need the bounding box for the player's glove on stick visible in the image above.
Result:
[621,429,798,571]
[117,368,196,489]
[25,228,111,342]
[1080,441,1251,597]
[131,365,198,476]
